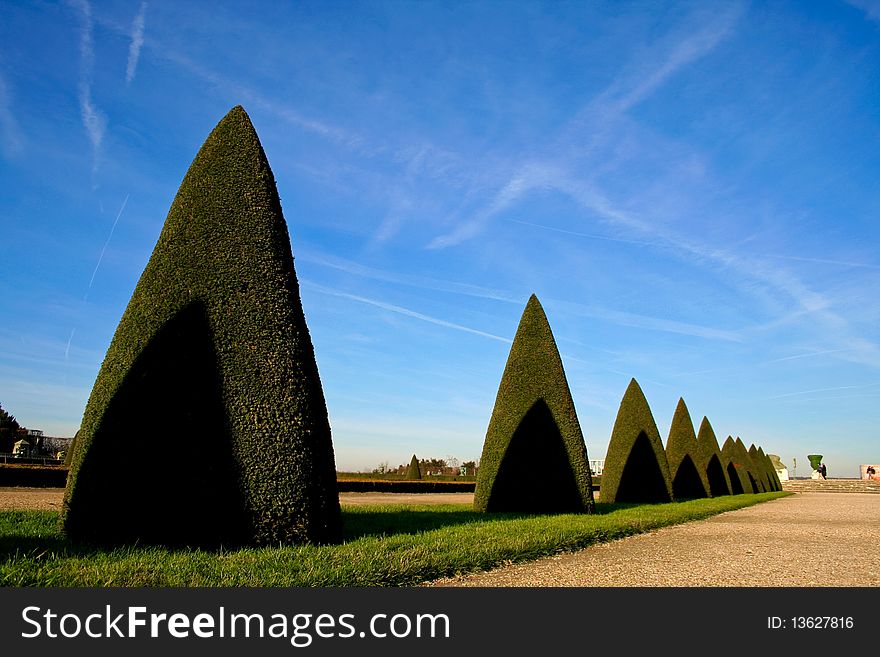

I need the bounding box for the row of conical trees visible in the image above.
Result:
[473,295,781,512]
[60,105,778,551]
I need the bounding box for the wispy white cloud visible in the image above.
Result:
[587,5,744,120]
[70,0,106,175]
[303,281,512,344]
[429,6,744,250]
[764,348,854,364]
[766,254,880,270]
[428,162,564,249]
[506,218,661,248]
[300,251,520,304]
[549,297,744,343]
[125,1,148,85]
[0,70,24,156]
[845,0,880,23]
[767,384,874,400]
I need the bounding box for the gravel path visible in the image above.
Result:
[431,493,880,587]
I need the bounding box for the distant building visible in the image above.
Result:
[589,459,605,476]
[12,438,34,458]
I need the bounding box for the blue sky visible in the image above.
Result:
[1,0,879,476]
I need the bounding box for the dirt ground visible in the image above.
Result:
[0,487,66,511]
[0,487,475,511]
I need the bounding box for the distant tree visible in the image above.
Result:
[0,402,22,453]
[420,458,447,474]
[372,461,390,475]
[41,436,73,457]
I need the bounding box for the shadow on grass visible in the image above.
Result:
[2,501,678,556]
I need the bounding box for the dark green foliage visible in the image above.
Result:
[0,464,68,487]
[601,379,673,504]
[748,447,768,492]
[474,295,594,513]
[808,454,823,471]
[757,448,780,491]
[721,436,748,494]
[665,398,709,499]
[761,450,782,490]
[694,417,731,496]
[406,454,422,480]
[63,431,78,467]
[0,402,22,454]
[749,445,772,492]
[736,438,762,493]
[61,106,341,547]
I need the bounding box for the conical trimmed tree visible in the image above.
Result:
[665,398,709,499]
[736,437,762,493]
[755,446,779,491]
[694,417,731,496]
[761,449,782,490]
[61,106,342,547]
[474,295,594,513]
[721,436,749,494]
[601,379,673,504]
[406,454,422,480]
[749,444,772,492]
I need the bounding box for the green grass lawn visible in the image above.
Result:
[0,492,787,587]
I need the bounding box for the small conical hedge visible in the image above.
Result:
[721,436,748,494]
[474,295,594,513]
[406,454,421,480]
[760,449,782,490]
[601,379,673,504]
[736,437,762,493]
[749,444,771,492]
[694,417,731,496]
[665,398,709,499]
[754,446,779,491]
[61,106,342,547]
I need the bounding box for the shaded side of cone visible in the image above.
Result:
[474,295,593,513]
[600,379,673,504]
[61,106,341,547]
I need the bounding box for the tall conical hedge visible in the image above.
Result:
[694,417,731,496]
[721,436,748,494]
[474,295,594,513]
[61,106,342,547]
[736,437,762,493]
[601,379,673,504]
[665,398,709,499]
[406,454,422,480]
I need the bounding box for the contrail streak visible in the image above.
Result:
[87,193,129,295]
